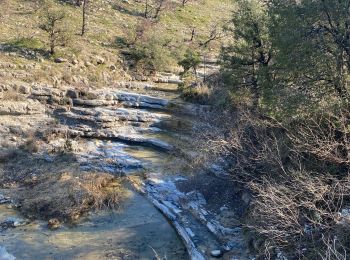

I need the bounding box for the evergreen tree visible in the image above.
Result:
[221,0,272,110]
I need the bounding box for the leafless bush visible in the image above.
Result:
[287,111,350,168]
[321,236,347,260]
[249,173,348,246]
[192,109,291,180]
[192,108,350,255]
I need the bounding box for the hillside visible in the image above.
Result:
[0,0,232,88]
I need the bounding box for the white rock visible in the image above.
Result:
[210,249,222,257]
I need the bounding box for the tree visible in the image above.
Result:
[221,0,272,110]
[269,0,350,111]
[143,0,168,19]
[178,49,201,76]
[39,3,69,55]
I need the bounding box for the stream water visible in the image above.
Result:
[0,193,188,259]
[0,143,191,259]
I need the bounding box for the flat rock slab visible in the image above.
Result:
[0,100,45,115]
[115,91,169,107]
[63,107,169,124]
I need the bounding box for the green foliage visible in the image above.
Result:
[220,0,350,119]
[267,0,350,117]
[217,1,350,256]
[127,25,179,73]
[178,49,201,74]
[7,37,44,50]
[220,0,272,109]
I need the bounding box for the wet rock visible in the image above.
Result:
[0,195,11,204]
[185,227,195,237]
[1,217,27,229]
[116,134,174,151]
[48,218,61,230]
[220,206,228,212]
[210,249,222,258]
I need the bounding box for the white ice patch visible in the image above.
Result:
[0,247,15,260]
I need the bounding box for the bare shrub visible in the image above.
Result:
[15,172,129,221]
[287,110,350,167]
[180,83,211,104]
[249,173,347,246]
[321,236,347,260]
[192,108,350,256]
[192,109,292,180]
[1,90,26,101]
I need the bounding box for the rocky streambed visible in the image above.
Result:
[0,80,250,259]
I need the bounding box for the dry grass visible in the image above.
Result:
[0,90,26,101]
[14,171,129,221]
[0,150,129,222]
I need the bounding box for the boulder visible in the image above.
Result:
[95,56,105,65]
[54,57,67,63]
[18,84,31,94]
[84,61,93,67]
[1,217,27,229]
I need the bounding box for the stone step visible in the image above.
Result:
[60,126,174,152]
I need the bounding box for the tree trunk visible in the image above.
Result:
[144,0,149,18]
[190,28,195,41]
[50,38,55,55]
[154,0,165,18]
[335,50,349,104]
[81,0,88,36]
[251,50,260,110]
